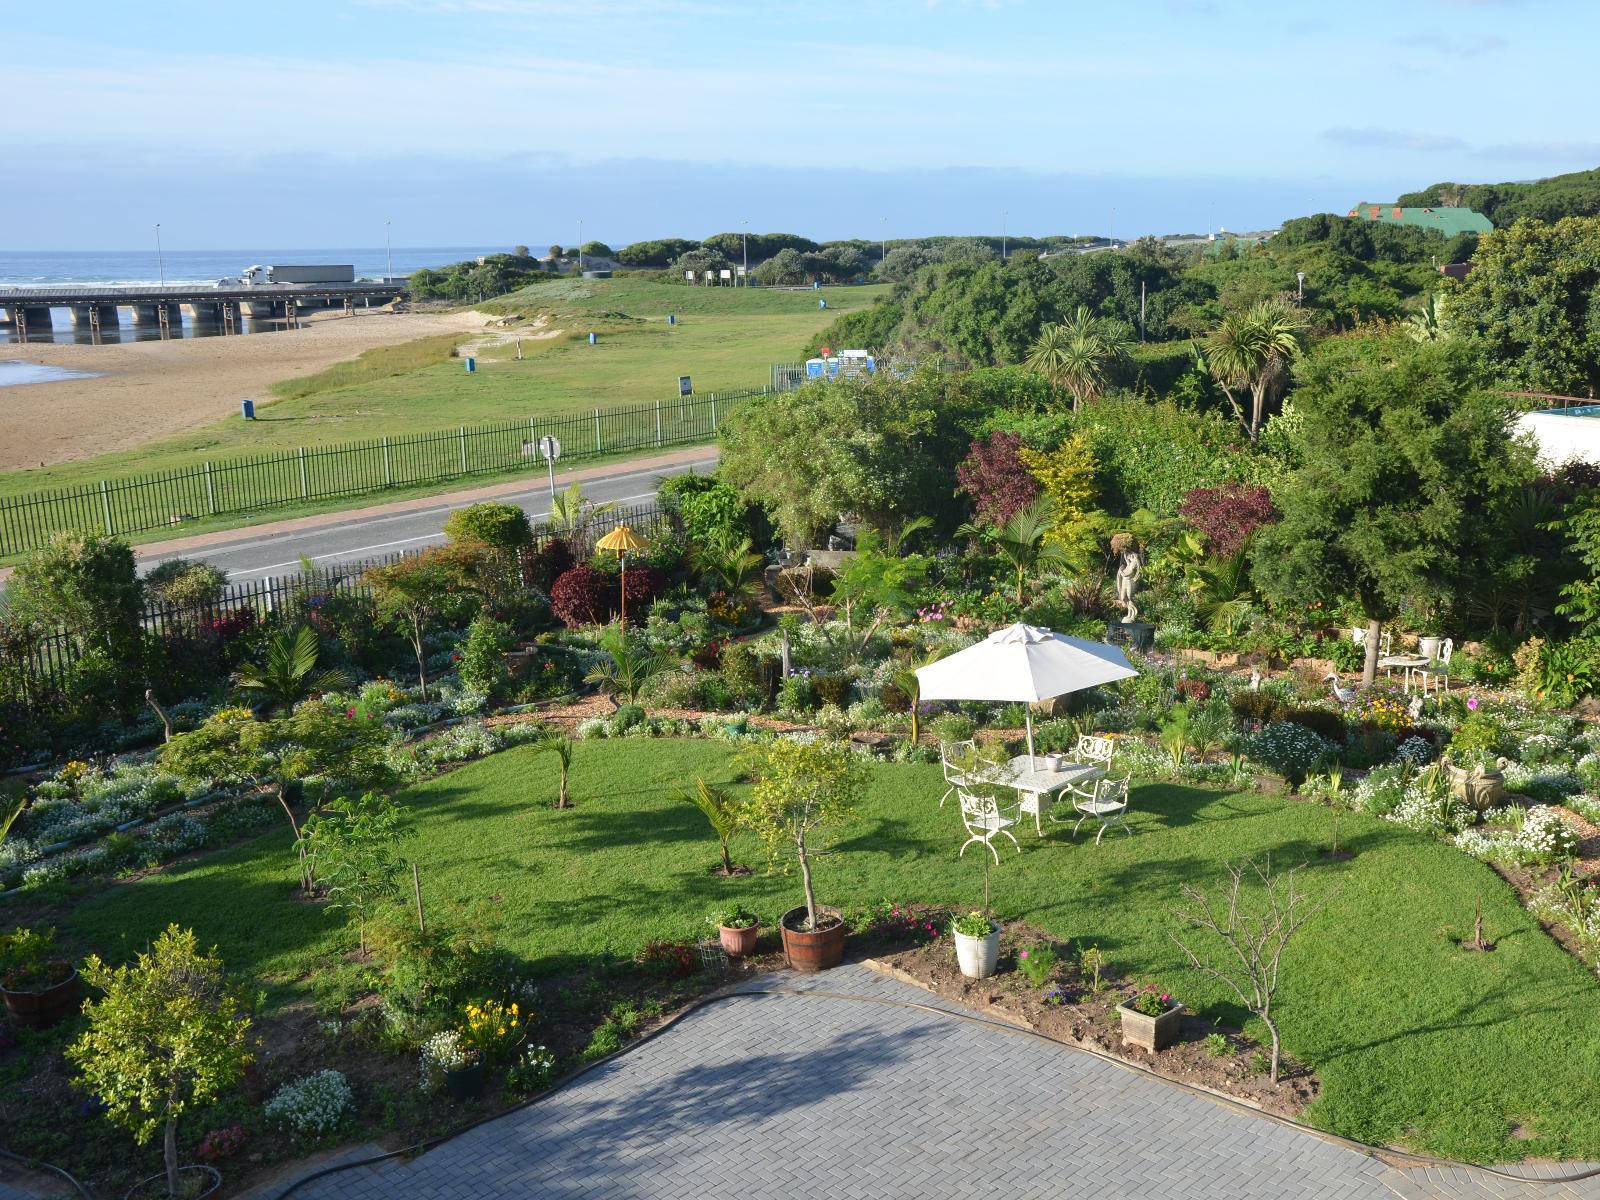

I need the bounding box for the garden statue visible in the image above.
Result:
[1111,533,1143,624]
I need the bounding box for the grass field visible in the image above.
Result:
[59,739,1600,1164]
[0,280,885,503]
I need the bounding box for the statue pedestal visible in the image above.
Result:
[1105,621,1154,652]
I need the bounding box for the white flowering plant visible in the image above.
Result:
[418,1029,477,1092]
[263,1070,352,1137]
[1248,722,1336,789]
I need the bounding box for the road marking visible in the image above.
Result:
[234,489,663,576]
[139,458,716,569]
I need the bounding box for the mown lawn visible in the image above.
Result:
[63,738,1600,1163]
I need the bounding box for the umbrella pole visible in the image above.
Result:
[1026,708,1036,768]
[619,551,627,627]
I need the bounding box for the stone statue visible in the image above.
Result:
[1111,533,1143,624]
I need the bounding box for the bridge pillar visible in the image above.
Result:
[131,304,163,324]
[15,306,54,338]
[185,302,222,325]
[239,299,273,319]
[70,304,120,329]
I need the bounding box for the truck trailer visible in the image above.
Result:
[234,264,356,286]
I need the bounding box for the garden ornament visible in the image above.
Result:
[1111,533,1143,624]
[1323,673,1359,705]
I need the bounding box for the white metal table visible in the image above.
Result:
[979,756,1105,836]
[1378,653,1429,693]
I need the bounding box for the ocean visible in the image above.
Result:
[0,246,533,345]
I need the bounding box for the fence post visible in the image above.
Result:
[99,480,114,534]
[594,408,602,454]
[205,462,216,515]
[655,397,662,447]
[298,447,309,499]
[383,436,392,486]
[459,425,468,475]
[710,393,717,429]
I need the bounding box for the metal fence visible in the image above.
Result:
[4,502,671,709]
[0,388,764,558]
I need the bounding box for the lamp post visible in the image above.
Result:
[155,223,165,287]
[1296,271,1306,303]
[880,217,886,268]
[577,220,583,274]
[384,219,394,283]
[741,220,748,287]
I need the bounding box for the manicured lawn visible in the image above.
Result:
[64,738,1600,1163]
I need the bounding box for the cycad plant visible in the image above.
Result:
[1187,541,1259,635]
[584,623,668,706]
[548,482,618,537]
[958,496,1070,605]
[676,777,746,875]
[693,534,765,597]
[232,625,350,712]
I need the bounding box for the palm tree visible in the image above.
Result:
[1187,541,1259,635]
[534,734,574,808]
[1025,307,1128,412]
[1204,300,1302,443]
[232,625,350,712]
[675,777,745,875]
[959,496,1070,605]
[693,534,765,597]
[584,623,668,706]
[548,482,618,538]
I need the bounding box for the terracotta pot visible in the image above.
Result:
[2,967,82,1030]
[1116,999,1186,1052]
[718,920,761,958]
[779,906,845,973]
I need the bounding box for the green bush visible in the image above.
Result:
[1229,692,1286,724]
[928,713,976,743]
[719,644,770,705]
[458,615,514,698]
[812,674,853,708]
[1281,706,1348,746]
[444,502,533,551]
[777,674,819,713]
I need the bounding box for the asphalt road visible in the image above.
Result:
[136,453,719,583]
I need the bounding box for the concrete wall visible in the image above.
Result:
[1519,411,1600,467]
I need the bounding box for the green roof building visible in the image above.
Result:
[1346,203,1493,236]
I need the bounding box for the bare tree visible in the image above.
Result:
[1171,858,1338,1083]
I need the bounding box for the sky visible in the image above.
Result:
[2,0,1594,250]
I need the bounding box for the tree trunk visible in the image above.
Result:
[557,763,570,809]
[1362,618,1381,688]
[278,783,311,893]
[1016,565,1026,606]
[797,838,818,932]
[720,837,734,875]
[164,1113,179,1197]
[1266,1015,1282,1084]
[411,612,429,701]
[1249,381,1267,444]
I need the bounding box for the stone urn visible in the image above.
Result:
[1442,756,1508,813]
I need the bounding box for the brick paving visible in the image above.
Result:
[280,964,1600,1200]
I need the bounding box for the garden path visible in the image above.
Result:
[279,964,1600,1200]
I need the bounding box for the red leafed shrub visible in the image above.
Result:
[524,537,576,591]
[550,566,616,627]
[1175,677,1212,702]
[1178,484,1278,558]
[208,606,257,641]
[956,431,1039,527]
[637,940,697,978]
[621,563,666,616]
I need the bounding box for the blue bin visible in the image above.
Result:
[588,332,597,345]
[667,314,676,326]
[464,356,476,373]
[240,398,255,420]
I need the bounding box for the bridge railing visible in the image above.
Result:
[0,388,765,558]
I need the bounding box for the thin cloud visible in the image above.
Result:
[1323,128,1468,153]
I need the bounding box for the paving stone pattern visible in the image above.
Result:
[285,965,1600,1200]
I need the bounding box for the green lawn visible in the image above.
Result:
[0,280,884,503]
[62,738,1600,1163]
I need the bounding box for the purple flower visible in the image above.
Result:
[1467,696,1479,711]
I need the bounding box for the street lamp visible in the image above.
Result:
[384,220,394,283]
[577,220,583,274]
[155,223,165,287]
[741,220,748,287]
[880,217,886,268]
[1296,271,1306,303]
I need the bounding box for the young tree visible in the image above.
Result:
[1025,306,1129,412]
[297,792,412,952]
[740,737,866,933]
[957,495,1070,604]
[1253,334,1535,686]
[676,777,746,875]
[232,625,351,712]
[1171,860,1338,1084]
[365,547,483,698]
[1205,300,1303,443]
[584,623,668,706]
[67,926,254,1198]
[7,531,145,696]
[533,733,574,809]
[547,482,618,538]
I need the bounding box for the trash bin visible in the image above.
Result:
[588,332,597,345]
[667,314,676,326]
[464,356,476,373]
[240,398,255,420]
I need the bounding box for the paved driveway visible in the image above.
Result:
[285,965,1600,1200]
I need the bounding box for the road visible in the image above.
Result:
[135,450,719,583]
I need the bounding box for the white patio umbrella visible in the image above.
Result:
[915,623,1138,765]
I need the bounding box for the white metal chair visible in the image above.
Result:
[1416,638,1453,696]
[957,789,1020,863]
[1071,775,1132,844]
[939,739,977,807]
[1075,734,1116,770]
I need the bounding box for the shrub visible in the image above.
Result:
[444,502,532,551]
[1175,677,1212,703]
[777,674,818,713]
[264,1069,352,1137]
[1230,692,1286,724]
[719,643,768,704]
[525,537,577,592]
[620,563,667,615]
[928,713,976,743]
[1248,721,1336,788]
[879,681,912,713]
[637,940,697,979]
[550,566,615,627]
[1280,707,1348,746]
[1016,943,1060,988]
[458,615,514,698]
[1178,484,1278,558]
[813,674,853,708]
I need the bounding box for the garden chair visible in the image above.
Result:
[1071,775,1132,844]
[956,789,1020,864]
[1075,734,1116,771]
[939,739,977,806]
[1416,638,1453,696]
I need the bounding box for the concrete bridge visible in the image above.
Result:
[0,281,407,339]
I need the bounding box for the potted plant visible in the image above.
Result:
[739,737,865,973]
[1116,985,1185,1052]
[1443,712,1508,811]
[1,927,81,1030]
[950,911,1001,979]
[716,905,761,958]
[422,1030,483,1100]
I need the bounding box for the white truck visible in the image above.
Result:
[228,264,356,287]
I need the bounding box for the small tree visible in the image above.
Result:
[955,431,1039,528]
[297,792,412,952]
[1170,859,1338,1084]
[365,548,481,699]
[740,737,865,932]
[676,777,746,875]
[67,926,254,1198]
[957,496,1070,604]
[584,624,668,706]
[533,733,574,808]
[232,625,351,712]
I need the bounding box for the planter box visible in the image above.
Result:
[780,906,845,973]
[1116,999,1185,1052]
[953,922,1001,979]
[719,921,760,958]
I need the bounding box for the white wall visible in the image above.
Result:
[1518,411,1600,467]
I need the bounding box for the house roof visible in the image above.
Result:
[1346,204,1494,236]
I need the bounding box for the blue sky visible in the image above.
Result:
[2,0,1592,249]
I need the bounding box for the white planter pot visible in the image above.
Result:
[1419,636,1441,662]
[953,922,1001,979]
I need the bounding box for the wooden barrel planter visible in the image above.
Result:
[780,906,845,973]
[2,968,82,1030]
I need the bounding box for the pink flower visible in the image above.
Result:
[346,708,356,719]
[1467,696,1479,711]
[1019,950,1029,960]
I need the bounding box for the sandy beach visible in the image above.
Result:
[0,308,491,471]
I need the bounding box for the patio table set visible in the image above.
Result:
[914,623,1140,864]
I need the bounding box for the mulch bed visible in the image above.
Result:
[861,917,1320,1121]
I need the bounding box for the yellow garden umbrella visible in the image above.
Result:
[595,523,648,625]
